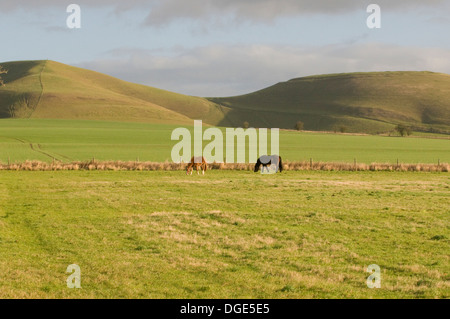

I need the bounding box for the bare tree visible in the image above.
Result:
[0,66,7,86]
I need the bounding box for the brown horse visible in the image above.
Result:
[186,156,207,175]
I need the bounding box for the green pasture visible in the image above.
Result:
[0,170,448,298]
[0,119,448,164]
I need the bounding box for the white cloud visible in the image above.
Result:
[77,43,450,97]
[1,0,448,25]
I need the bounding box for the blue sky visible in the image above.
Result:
[1,0,450,96]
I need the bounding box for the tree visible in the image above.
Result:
[395,124,406,136]
[405,126,412,136]
[395,124,412,137]
[295,121,304,131]
[242,121,249,129]
[0,66,7,86]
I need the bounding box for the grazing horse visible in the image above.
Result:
[186,156,207,175]
[254,155,283,173]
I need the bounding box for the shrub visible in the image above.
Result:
[339,126,348,133]
[295,121,304,131]
[0,65,8,86]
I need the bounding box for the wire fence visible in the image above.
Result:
[0,159,448,172]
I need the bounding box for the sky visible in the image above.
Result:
[1,0,450,96]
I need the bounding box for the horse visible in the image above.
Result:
[186,156,207,175]
[254,155,283,173]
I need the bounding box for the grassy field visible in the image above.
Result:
[0,119,448,164]
[0,170,448,298]
[1,62,448,302]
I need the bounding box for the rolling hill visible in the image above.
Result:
[210,72,450,134]
[0,60,229,125]
[1,60,450,134]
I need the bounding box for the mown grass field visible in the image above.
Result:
[0,170,448,298]
[0,119,448,164]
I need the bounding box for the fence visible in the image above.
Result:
[0,160,448,172]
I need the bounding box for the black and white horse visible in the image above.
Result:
[254,155,283,173]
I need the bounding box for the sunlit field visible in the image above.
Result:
[0,170,448,298]
[0,119,448,164]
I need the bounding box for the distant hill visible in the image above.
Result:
[0,60,230,125]
[1,61,449,134]
[211,72,450,134]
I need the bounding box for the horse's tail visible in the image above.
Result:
[203,157,207,171]
[278,156,283,172]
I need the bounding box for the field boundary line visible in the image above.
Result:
[0,160,448,172]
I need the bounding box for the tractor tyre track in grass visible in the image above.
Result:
[4,136,72,162]
[35,143,74,162]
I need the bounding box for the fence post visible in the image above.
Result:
[310,158,312,169]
